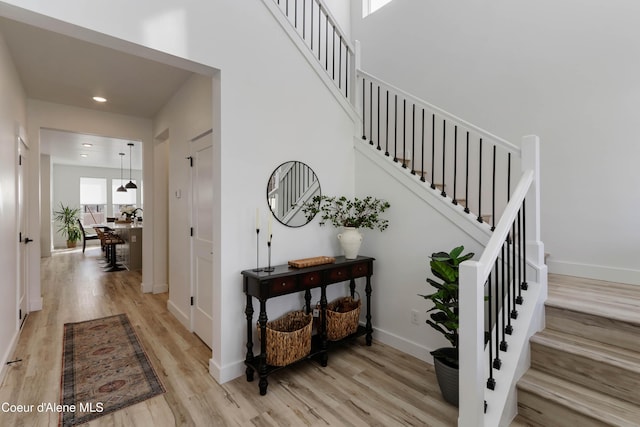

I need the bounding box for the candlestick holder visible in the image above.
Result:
[252,228,263,272]
[264,235,275,272]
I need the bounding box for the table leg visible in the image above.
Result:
[320,285,328,366]
[365,274,373,346]
[304,289,312,314]
[244,291,254,382]
[258,299,269,395]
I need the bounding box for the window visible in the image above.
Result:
[80,177,106,225]
[112,180,137,217]
[363,0,394,17]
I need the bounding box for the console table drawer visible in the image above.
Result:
[267,277,297,296]
[327,267,349,283]
[351,262,369,277]
[301,272,321,288]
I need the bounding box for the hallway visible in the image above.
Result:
[0,248,457,426]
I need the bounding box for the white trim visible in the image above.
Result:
[355,138,493,246]
[357,70,520,155]
[316,0,355,53]
[260,0,358,120]
[152,283,168,294]
[29,296,42,312]
[370,325,434,364]
[0,330,20,386]
[547,259,640,286]
[167,299,190,330]
[209,357,245,384]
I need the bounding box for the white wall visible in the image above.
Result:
[0,0,358,383]
[0,29,26,380]
[50,164,142,248]
[351,0,640,284]
[153,73,214,326]
[356,147,486,361]
[40,154,51,257]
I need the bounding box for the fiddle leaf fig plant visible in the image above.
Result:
[419,245,474,368]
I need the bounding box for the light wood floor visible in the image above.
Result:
[0,247,457,426]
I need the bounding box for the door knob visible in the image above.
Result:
[24,238,33,244]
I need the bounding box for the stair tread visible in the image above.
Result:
[547,274,640,325]
[518,369,640,425]
[532,329,640,369]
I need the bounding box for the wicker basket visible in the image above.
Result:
[257,310,312,366]
[324,295,361,341]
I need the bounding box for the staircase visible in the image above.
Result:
[263,1,548,425]
[515,274,640,426]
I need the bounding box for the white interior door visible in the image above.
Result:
[191,130,214,348]
[17,137,29,328]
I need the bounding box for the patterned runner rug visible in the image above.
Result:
[60,313,165,426]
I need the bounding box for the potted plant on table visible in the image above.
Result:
[302,195,390,259]
[419,245,474,406]
[120,206,142,222]
[53,202,82,248]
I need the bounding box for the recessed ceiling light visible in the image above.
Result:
[92,96,107,103]
[82,143,93,147]
[80,154,88,158]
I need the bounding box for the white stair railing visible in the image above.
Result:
[357,70,522,229]
[261,0,356,106]
[459,135,546,426]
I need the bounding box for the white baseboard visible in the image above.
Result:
[208,327,436,386]
[167,299,190,330]
[153,283,168,294]
[209,357,245,384]
[548,259,640,286]
[140,281,152,293]
[0,330,20,386]
[371,325,434,365]
[29,296,43,312]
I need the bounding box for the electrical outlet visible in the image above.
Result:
[411,309,419,325]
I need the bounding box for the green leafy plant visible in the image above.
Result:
[419,245,474,368]
[302,195,391,231]
[53,202,82,244]
[120,206,143,220]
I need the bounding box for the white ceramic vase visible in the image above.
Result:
[337,227,363,259]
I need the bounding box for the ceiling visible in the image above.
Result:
[0,15,196,169]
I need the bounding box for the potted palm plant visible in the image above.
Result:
[53,202,82,248]
[419,245,474,406]
[302,195,390,259]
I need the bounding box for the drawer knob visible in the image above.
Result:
[281,282,286,287]
[310,277,314,281]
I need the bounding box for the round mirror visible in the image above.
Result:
[267,161,321,227]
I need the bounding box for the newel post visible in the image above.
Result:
[520,135,544,268]
[458,260,485,427]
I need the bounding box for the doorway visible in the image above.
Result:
[17,136,29,328]
[190,130,214,349]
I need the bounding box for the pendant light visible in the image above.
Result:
[125,142,137,189]
[117,152,127,192]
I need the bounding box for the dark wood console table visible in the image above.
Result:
[241,255,374,395]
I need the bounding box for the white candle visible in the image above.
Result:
[268,213,272,240]
[255,208,260,230]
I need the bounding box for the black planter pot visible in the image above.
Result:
[432,347,458,407]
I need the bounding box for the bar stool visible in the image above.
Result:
[94,227,125,272]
